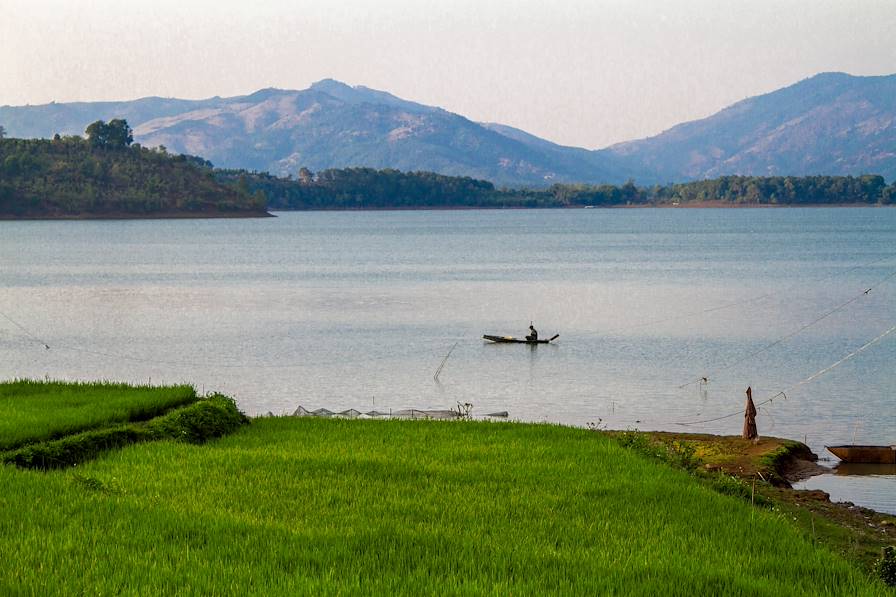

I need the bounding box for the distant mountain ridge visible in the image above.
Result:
[608,72,896,183]
[0,79,622,186]
[2,72,895,185]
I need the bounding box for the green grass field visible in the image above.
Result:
[0,380,196,450]
[0,418,888,595]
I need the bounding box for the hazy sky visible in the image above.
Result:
[1,0,894,148]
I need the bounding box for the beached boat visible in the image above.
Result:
[825,445,896,464]
[483,334,559,344]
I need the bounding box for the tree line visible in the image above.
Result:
[219,167,896,210]
[215,167,519,209]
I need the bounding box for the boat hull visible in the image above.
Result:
[825,445,896,464]
[483,334,559,344]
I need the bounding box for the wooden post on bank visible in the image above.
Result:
[743,386,758,440]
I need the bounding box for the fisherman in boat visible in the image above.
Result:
[526,324,538,342]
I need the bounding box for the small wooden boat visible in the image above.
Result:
[483,334,559,344]
[825,445,896,464]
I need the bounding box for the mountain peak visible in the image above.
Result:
[786,71,896,95]
[307,79,437,113]
[308,78,380,105]
[309,78,354,93]
[243,87,289,102]
[807,71,853,81]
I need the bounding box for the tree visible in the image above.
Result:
[621,178,640,204]
[85,120,109,148]
[85,119,133,149]
[106,119,133,148]
[0,125,6,139]
[881,185,896,205]
[298,167,314,184]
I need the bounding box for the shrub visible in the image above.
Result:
[2,394,247,470]
[875,546,896,586]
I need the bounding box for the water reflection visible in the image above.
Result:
[794,463,896,515]
[833,462,896,477]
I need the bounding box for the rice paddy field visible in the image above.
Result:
[0,415,889,595]
[0,380,196,450]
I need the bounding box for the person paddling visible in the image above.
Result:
[526,324,538,342]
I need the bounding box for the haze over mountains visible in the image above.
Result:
[608,72,896,183]
[1,72,894,186]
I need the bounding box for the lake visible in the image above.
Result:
[1,208,894,512]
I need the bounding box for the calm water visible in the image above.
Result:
[1,209,894,512]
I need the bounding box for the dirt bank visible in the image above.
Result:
[614,431,825,486]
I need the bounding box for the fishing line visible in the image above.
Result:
[51,341,436,370]
[657,253,896,369]
[762,404,777,433]
[600,292,775,335]
[2,309,472,371]
[679,267,896,388]
[0,311,50,349]
[603,252,896,338]
[1,301,446,369]
[673,322,896,427]
[2,325,431,370]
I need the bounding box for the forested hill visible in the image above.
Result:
[222,167,896,210]
[0,134,268,218]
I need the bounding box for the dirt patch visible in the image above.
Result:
[608,431,818,485]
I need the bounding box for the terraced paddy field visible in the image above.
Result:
[0,380,197,450]
[0,410,890,595]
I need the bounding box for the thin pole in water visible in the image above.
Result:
[434,342,458,382]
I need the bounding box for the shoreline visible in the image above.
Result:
[0,210,275,221]
[613,431,827,486]
[0,205,888,220]
[622,200,892,209]
[267,202,891,212]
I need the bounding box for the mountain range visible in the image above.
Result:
[2,72,894,186]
